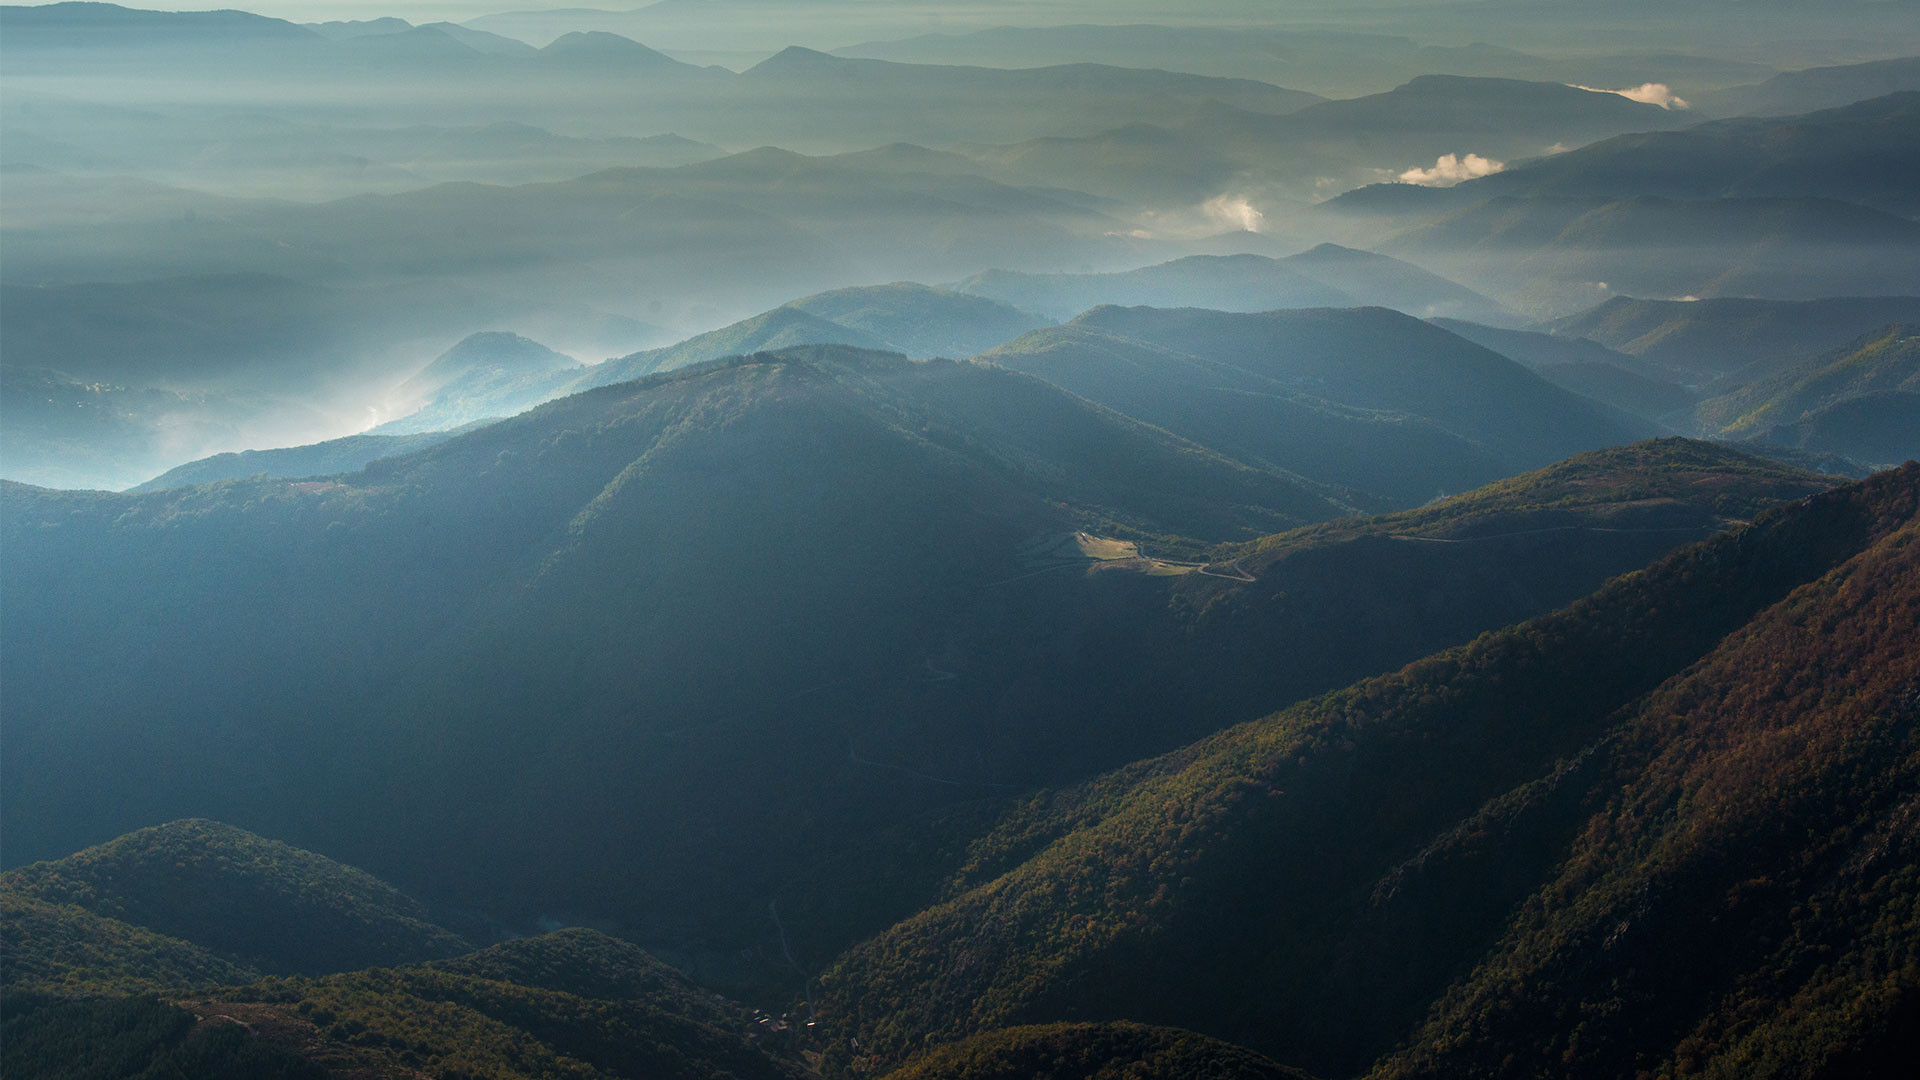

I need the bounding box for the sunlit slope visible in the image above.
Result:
[1693,324,1920,462]
[1751,391,1920,468]
[1374,478,1920,1079]
[765,440,1833,971]
[816,463,1917,1078]
[1549,295,1920,387]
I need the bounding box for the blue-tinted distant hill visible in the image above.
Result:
[1699,55,1920,117]
[129,426,480,493]
[378,331,583,434]
[972,75,1684,203]
[0,8,1329,150]
[0,1,318,46]
[394,285,1050,423]
[1548,295,1920,386]
[1427,92,1920,217]
[1430,318,1698,424]
[1011,304,1655,479]
[832,23,1773,99]
[1378,194,1920,317]
[954,247,1511,324]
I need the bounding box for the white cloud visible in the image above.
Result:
[1201,193,1266,233]
[1570,82,1690,110]
[1398,152,1506,187]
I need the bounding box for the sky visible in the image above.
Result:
[49,0,1354,31]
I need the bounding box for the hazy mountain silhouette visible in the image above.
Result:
[954,248,1508,323]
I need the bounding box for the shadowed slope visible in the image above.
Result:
[817,464,1916,1077]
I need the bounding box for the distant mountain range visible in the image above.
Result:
[969,75,1685,204]
[0,4,1325,149]
[0,273,659,491]
[376,252,1511,442]
[1343,91,1920,218]
[0,88,727,198]
[0,143,1137,324]
[1375,192,1920,317]
[1311,90,1920,316]
[953,246,1512,323]
[980,305,1648,507]
[1698,54,1920,117]
[833,23,1780,99]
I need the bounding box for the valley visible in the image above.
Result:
[2,2,1917,1077]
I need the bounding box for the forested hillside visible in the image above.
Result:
[6,4,1916,1073]
[1,342,1823,979]
[817,463,1919,1078]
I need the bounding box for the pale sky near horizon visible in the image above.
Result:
[120,0,667,24]
[34,0,1325,30]
[62,0,1080,26]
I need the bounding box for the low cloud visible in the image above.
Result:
[1201,193,1266,233]
[1571,82,1690,110]
[1398,152,1505,187]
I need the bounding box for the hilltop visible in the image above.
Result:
[0,819,471,975]
[1452,92,1920,217]
[0,822,807,1080]
[953,248,1508,324]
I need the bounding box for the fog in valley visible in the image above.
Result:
[5,0,1917,489]
[5,3,1920,1078]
